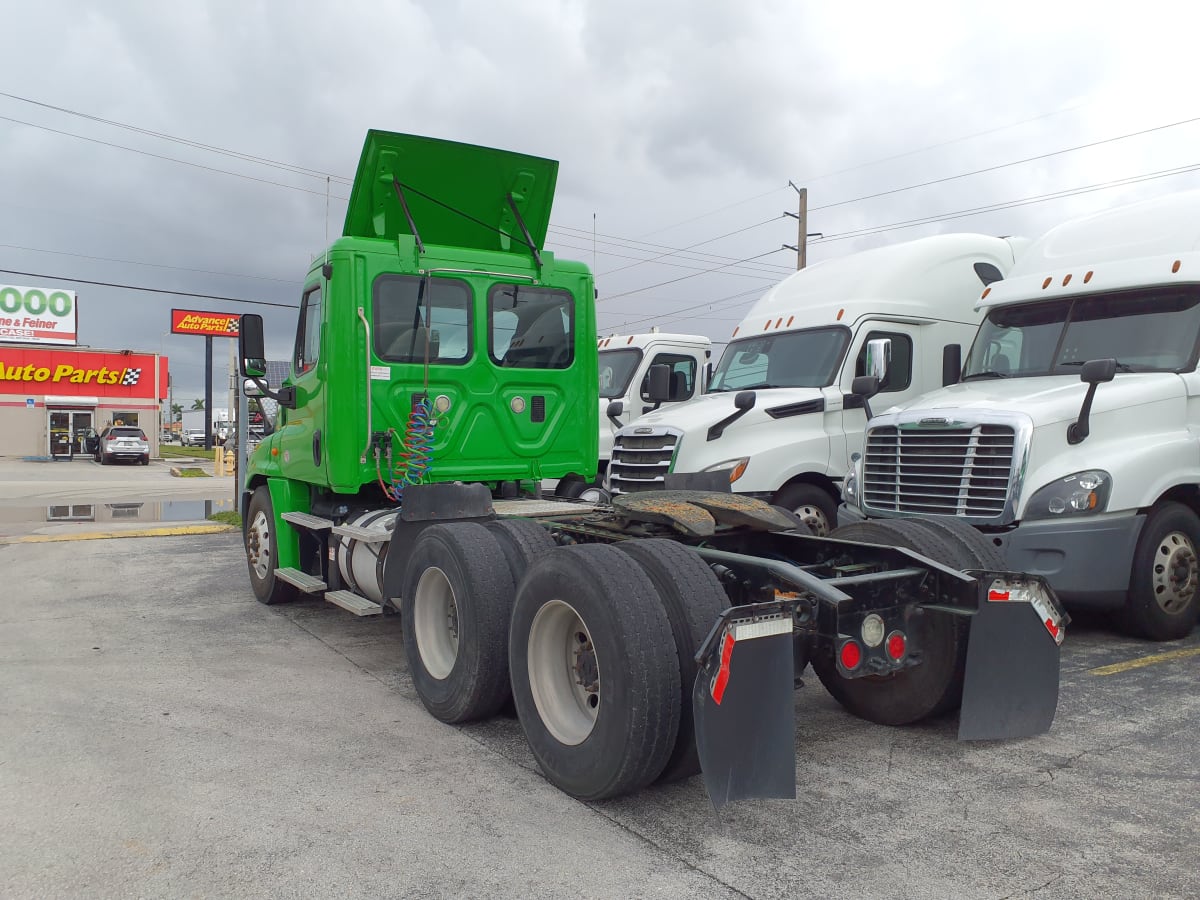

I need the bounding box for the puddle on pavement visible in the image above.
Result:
[0,498,236,526]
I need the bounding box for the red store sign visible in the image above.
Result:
[0,348,168,400]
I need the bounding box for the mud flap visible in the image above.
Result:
[692,617,796,811]
[958,576,1066,741]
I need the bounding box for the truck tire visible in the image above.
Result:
[902,516,1007,571]
[1124,502,1200,641]
[244,486,295,606]
[814,519,975,725]
[510,544,680,800]
[486,518,556,585]
[772,483,838,537]
[401,523,516,723]
[615,539,730,782]
[771,505,815,535]
[554,475,588,499]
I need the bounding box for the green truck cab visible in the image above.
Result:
[242,131,596,572]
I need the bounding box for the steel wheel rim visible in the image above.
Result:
[527,599,600,746]
[247,510,272,580]
[412,566,460,680]
[1152,530,1198,615]
[794,502,830,537]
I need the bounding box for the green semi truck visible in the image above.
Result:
[237,130,1067,807]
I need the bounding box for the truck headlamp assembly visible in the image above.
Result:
[1024,470,1111,520]
[842,471,858,505]
[701,457,750,484]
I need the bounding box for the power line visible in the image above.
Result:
[0,90,350,183]
[813,160,1200,244]
[594,216,788,277]
[549,223,793,275]
[550,236,782,282]
[810,114,1200,213]
[0,269,298,309]
[0,115,350,201]
[600,249,788,302]
[0,243,300,285]
[603,286,764,332]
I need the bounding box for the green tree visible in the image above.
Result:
[191,398,205,410]
[171,402,183,423]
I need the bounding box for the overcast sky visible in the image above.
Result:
[4,0,1200,407]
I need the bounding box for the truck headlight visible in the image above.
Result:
[1024,470,1111,520]
[843,471,858,505]
[701,457,750,484]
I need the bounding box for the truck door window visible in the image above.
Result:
[489,285,575,369]
[599,348,642,398]
[640,353,697,402]
[294,285,322,375]
[373,275,471,364]
[853,330,913,392]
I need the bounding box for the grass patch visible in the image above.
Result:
[161,445,216,460]
[173,467,210,478]
[209,510,242,527]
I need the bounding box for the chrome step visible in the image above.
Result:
[330,523,391,543]
[274,567,326,593]
[281,511,334,531]
[324,590,383,616]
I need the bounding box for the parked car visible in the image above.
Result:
[94,426,150,466]
[160,430,175,443]
[182,428,207,447]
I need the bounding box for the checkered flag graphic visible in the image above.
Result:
[228,318,240,334]
[121,368,142,386]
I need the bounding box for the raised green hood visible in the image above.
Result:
[342,130,559,254]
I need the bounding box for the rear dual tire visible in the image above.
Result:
[815,518,983,726]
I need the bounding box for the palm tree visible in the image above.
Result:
[191,398,205,410]
[171,403,183,423]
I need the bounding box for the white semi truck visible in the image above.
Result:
[608,233,1029,534]
[842,190,1200,641]
[551,331,711,498]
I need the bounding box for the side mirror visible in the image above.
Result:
[734,390,756,410]
[1067,358,1117,445]
[1080,358,1117,385]
[851,375,880,421]
[606,399,624,429]
[864,337,891,385]
[646,364,671,404]
[942,344,962,387]
[239,313,267,379]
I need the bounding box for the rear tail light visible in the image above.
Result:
[886,631,907,661]
[139,431,147,441]
[839,639,862,670]
[106,435,116,442]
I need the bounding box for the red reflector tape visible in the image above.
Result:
[1045,618,1060,640]
[988,589,1012,602]
[710,631,736,705]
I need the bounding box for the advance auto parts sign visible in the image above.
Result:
[0,284,78,346]
[0,348,166,399]
[170,308,240,338]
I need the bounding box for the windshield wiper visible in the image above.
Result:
[1060,360,1137,372]
[962,371,1009,380]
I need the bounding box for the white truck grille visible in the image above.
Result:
[862,423,1016,519]
[608,430,679,494]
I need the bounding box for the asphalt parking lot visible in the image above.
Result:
[2,527,1198,899]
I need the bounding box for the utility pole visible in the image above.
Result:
[783,182,822,271]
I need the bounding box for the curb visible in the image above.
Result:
[0,523,237,544]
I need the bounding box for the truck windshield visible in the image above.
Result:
[708,326,849,391]
[964,287,1200,378]
[598,348,642,398]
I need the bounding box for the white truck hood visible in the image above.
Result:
[624,387,826,434]
[883,373,1183,426]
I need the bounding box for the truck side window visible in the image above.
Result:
[854,330,913,392]
[373,275,471,364]
[640,353,697,402]
[489,285,574,369]
[294,285,322,375]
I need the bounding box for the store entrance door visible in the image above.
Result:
[71,411,94,456]
[48,409,95,458]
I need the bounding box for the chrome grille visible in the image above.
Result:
[862,424,1016,518]
[608,431,678,494]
